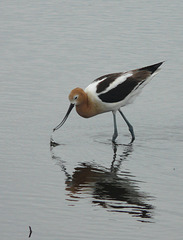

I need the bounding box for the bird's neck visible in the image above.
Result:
[76,94,99,118]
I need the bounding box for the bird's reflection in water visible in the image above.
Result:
[51,144,154,222]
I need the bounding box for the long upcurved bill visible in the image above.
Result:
[53,103,74,132]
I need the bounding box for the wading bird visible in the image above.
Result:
[53,62,163,143]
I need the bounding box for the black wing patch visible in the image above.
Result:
[98,71,151,103]
[94,73,123,93]
[98,78,138,103]
[96,62,163,103]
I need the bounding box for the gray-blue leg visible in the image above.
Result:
[118,109,135,143]
[112,111,118,142]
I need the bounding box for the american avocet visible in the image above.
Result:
[53,62,163,143]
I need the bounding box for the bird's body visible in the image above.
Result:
[54,62,163,143]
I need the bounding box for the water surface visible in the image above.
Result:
[1,1,183,239]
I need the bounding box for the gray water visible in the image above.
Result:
[1,1,183,239]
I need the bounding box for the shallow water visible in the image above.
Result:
[1,1,183,239]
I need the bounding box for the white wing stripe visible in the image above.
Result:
[97,72,133,95]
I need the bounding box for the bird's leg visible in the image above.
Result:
[118,109,135,143]
[112,111,118,142]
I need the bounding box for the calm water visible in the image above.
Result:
[1,1,183,239]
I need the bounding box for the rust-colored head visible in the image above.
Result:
[53,88,88,132]
[69,87,87,106]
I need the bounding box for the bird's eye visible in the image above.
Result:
[74,95,78,100]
